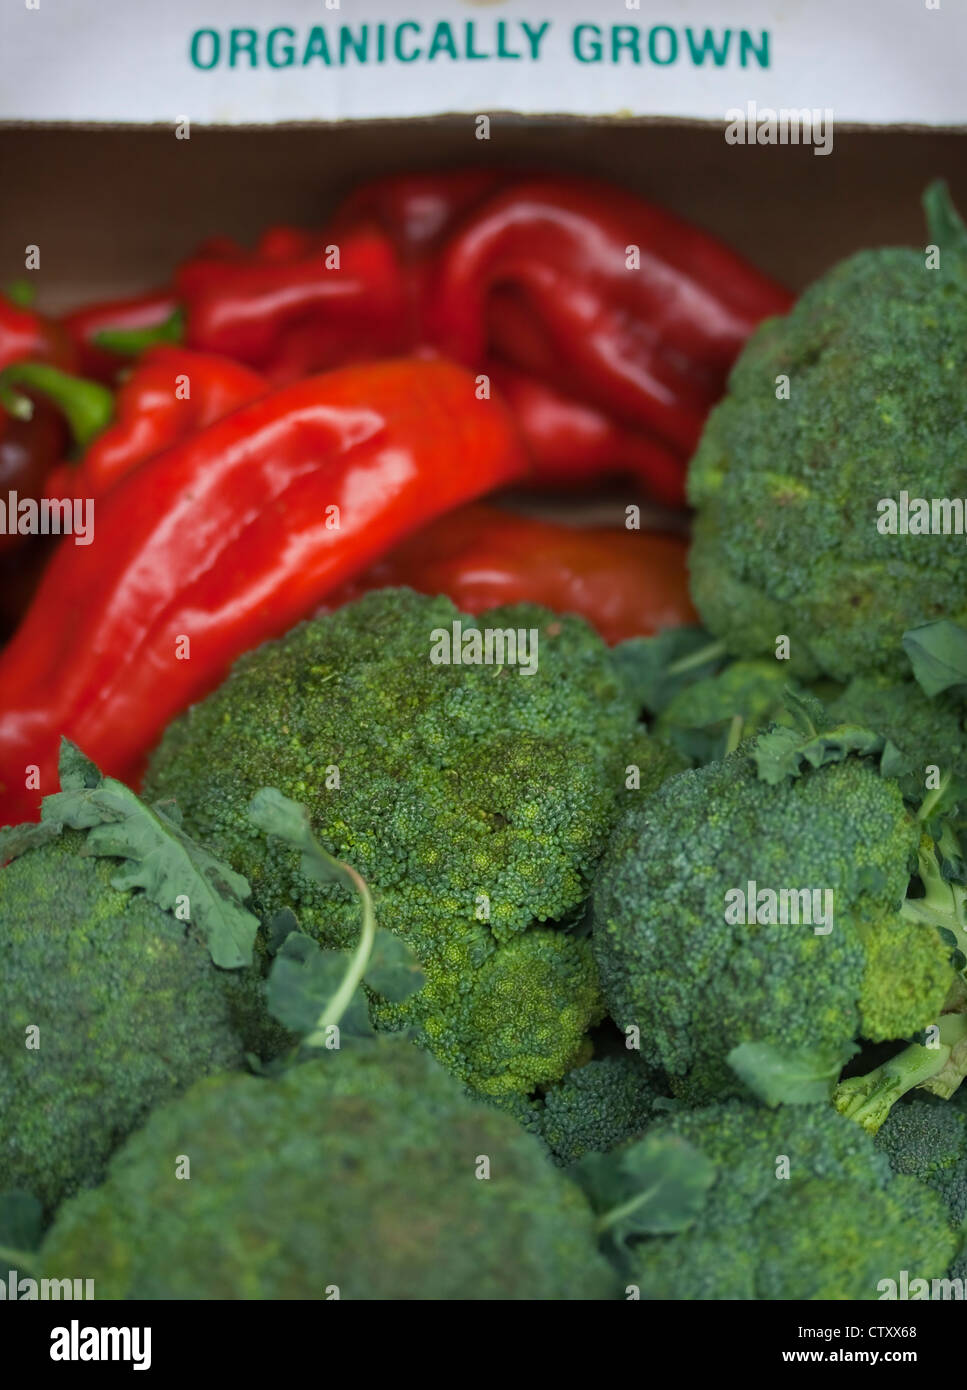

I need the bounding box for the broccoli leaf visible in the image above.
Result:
[38,742,258,969]
[0,819,62,863]
[364,931,425,1004]
[611,628,725,717]
[579,1132,716,1244]
[902,620,967,698]
[266,932,374,1040]
[727,1040,857,1106]
[754,722,885,785]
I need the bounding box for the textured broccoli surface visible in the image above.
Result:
[688,184,967,682]
[593,747,956,1102]
[145,589,667,1100]
[0,831,248,1213]
[876,1093,967,1283]
[39,1039,617,1300]
[531,1053,666,1167]
[622,1102,957,1300]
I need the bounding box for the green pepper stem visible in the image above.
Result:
[0,363,114,451]
[93,306,185,356]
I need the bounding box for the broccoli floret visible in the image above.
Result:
[534,1053,667,1166]
[588,1102,957,1300]
[593,745,958,1102]
[876,1095,967,1283]
[0,831,248,1214]
[38,1039,617,1300]
[145,589,667,1101]
[688,183,967,682]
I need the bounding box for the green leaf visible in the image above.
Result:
[42,756,257,969]
[727,1040,857,1106]
[265,907,301,956]
[364,930,424,1004]
[248,786,354,893]
[753,722,885,785]
[902,621,967,698]
[57,738,103,792]
[611,628,725,716]
[581,1133,716,1245]
[266,932,374,1041]
[0,820,62,864]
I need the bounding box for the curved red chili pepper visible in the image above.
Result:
[0,359,528,823]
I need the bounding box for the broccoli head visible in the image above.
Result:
[0,831,248,1214]
[145,589,665,1100]
[581,1101,957,1300]
[655,658,801,764]
[688,183,967,682]
[876,1093,967,1284]
[38,1039,618,1300]
[593,743,958,1103]
[532,1052,667,1166]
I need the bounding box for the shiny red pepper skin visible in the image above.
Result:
[178,226,409,381]
[61,290,180,382]
[45,346,267,501]
[0,359,528,823]
[325,503,695,646]
[424,176,794,456]
[485,361,686,505]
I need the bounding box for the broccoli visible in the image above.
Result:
[0,779,264,1215]
[688,183,967,682]
[145,588,669,1102]
[525,1052,668,1167]
[827,676,967,799]
[37,1037,617,1300]
[578,1101,958,1300]
[876,1094,967,1285]
[592,730,960,1103]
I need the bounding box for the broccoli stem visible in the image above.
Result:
[664,638,728,678]
[833,1012,967,1134]
[306,862,376,1043]
[900,828,967,965]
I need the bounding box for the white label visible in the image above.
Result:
[1,0,965,127]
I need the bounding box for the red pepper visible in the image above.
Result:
[325,503,695,646]
[61,290,182,382]
[0,359,528,823]
[177,225,409,381]
[0,293,76,376]
[423,176,794,456]
[44,346,267,501]
[484,361,686,505]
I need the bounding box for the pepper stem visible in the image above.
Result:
[0,363,114,451]
[93,306,185,355]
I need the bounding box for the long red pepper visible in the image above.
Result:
[0,359,527,823]
[325,503,695,645]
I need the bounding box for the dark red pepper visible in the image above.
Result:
[62,290,182,382]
